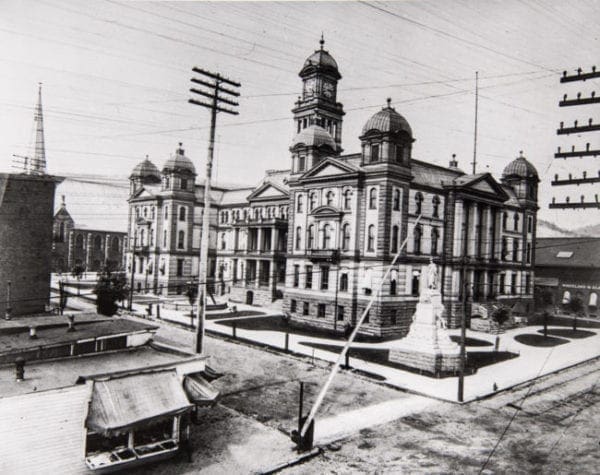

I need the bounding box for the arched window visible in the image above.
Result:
[112,236,119,251]
[307,225,314,249]
[59,222,65,242]
[143,207,147,218]
[393,189,401,211]
[177,230,185,249]
[298,155,306,172]
[94,235,102,250]
[513,213,519,231]
[512,239,519,262]
[413,225,422,254]
[326,191,335,206]
[526,243,532,263]
[297,195,303,213]
[589,292,598,308]
[322,224,332,249]
[76,234,84,249]
[343,189,352,210]
[164,206,169,220]
[562,290,571,304]
[367,225,376,252]
[341,223,351,250]
[501,237,508,261]
[395,144,404,163]
[432,196,440,218]
[220,232,226,250]
[140,229,145,246]
[390,279,397,295]
[391,225,399,253]
[502,212,508,230]
[163,230,167,247]
[415,192,423,215]
[179,206,186,222]
[309,192,316,211]
[431,227,439,256]
[369,188,378,209]
[295,226,302,250]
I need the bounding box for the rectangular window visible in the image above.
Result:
[527,216,533,233]
[525,274,531,294]
[339,273,348,292]
[510,274,517,295]
[290,299,297,313]
[303,302,309,316]
[499,274,505,294]
[298,155,306,172]
[305,265,313,288]
[371,144,380,162]
[176,259,184,277]
[320,265,329,290]
[318,303,326,318]
[293,265,300,287]
[181,178,187,190]
[337,305,344,321]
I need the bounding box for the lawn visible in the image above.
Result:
[215,315,397,342]
[207,310,266,321]
[514,334,570,347]
[297,341,518,378]
[535,328,596,339]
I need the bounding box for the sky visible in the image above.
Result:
[1,0,599,229]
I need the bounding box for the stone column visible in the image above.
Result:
[104,234,110,264]
[86,233,93,270]
[453,199,464,257]
[485,207,494,261]
[68,231,74,269]
[271,227,277,252]
[257,228,262,252]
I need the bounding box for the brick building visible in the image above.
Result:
[126,40,538,336]
[0,173,63,317]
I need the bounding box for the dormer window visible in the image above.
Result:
[371,144,380,163]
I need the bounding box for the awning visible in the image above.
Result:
[535,277,559,287]
[184,372,220,407]
[86,370,192,435]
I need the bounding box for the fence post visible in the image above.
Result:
[285,332,289,353]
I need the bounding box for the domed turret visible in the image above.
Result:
[299,36,341,80]
[362,100,413,137]
[292,125,337,150]
[360,99,414,166]
[162,143,196,175]
[130,156,161,182]
[290,125,337,174]
[501,151,539,203]
[502,151,539,180]
[161,143,196,193]
[129,155,160,195]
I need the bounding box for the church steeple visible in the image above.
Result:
[291,37,345,151]
[32,83,47,175]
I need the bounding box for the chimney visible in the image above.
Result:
[449,154,459,169]
[29,326,38,339]
[67,314,76,332]
[15,357,25,381]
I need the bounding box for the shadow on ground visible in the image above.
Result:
[514,334,570,347]
[535,328,596,339]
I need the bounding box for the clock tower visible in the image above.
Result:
[292,36,345,151]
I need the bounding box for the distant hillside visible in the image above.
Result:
[536,219,582,238]
[572,223,600,237]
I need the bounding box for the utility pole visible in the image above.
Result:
[472,71,479,175]
[189,67,240,354]
[457,258,468,402]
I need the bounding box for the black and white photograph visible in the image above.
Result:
[0,0,599,473]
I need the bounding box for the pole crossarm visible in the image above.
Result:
[188,98,239,115]
[191,77,241,97]
[189,87,239,106]
[192,67,241,87]
[299,214,423,438]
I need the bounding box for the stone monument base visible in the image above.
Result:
[389,289,462,376]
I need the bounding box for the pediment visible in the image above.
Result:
[247,182,289,202]
[301,157,359,180]
[452,173,509,201]
[310,205,344,218]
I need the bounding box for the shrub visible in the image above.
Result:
[95,271,128,316]
[491,306,510,327]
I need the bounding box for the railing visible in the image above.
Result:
[307,249,339,263]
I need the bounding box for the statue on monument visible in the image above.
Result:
[427,258,438,290]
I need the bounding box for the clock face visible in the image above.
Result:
[304,78,317,96]
[322,81,335,99]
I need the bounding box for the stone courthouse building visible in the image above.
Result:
[126,41,538,336]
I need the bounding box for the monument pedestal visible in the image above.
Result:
[389,290,461,376]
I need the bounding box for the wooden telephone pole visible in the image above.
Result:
[189,68,240,354]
